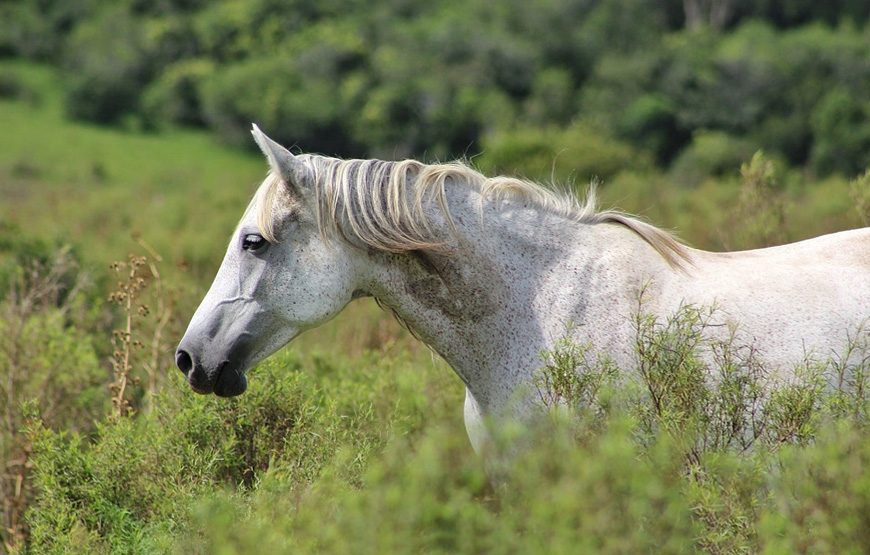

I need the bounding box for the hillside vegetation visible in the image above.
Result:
[0,1,869,553]
[2,0,868,173]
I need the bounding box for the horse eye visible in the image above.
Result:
[242,233,268,253]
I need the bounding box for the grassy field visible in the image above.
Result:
[0,61,260,276]
[1,61,868,553]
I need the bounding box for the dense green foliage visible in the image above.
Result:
[1,2,869,553]
[2,0,868,176]
[17,295,870,554]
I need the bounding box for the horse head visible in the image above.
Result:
[175,126,362,396]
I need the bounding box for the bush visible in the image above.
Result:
[810,87,870,176]
[0,225,82,308]
[0,73,25,100]
[670,131,758,186]
[530,297,868,552]
[0,1,93,61]
[479,122,652,185]
[581,20,870,174]
[522,67,576,126]
[851,170,870,226]
[760,422,870,553]
[64,7,155,125]
[201,55,355,154]
[141,59,216,128]
[23,344,463,552]
[729,151,788,249]
[25,363,330,553]
[0,68,41,105]
[0,249,105,550]
[619,94,689,165]
[174,419,698,554]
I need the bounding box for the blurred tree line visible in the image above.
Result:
[1,0,867,177]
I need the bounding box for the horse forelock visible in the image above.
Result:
[251,155,691,267]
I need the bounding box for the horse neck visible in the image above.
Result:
[357,186,677,413]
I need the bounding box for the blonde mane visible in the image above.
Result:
[254,156,691,267]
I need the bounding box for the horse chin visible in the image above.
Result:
[213,366,248,397]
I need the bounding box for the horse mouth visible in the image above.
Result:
[187,361,248,397]
[213,362,248,397]
[189,382,213,395]
[187,364,217,395]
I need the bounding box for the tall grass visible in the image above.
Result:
[15,279,868,554]
[0,250,105,551]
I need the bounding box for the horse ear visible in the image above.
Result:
[250,124,311,197]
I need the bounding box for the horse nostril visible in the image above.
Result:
[175,349,193,376]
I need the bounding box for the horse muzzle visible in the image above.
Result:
[175,347,248,397]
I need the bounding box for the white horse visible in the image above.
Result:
[176,125,870,452]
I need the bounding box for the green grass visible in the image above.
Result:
[0,60,264,284]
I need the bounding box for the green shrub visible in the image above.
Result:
[851,170,870,226]
[684,451,767,553]
[0,72,26,100]
[63,6,155,125]
[23,343,463,552]
[479,122,652,184]
[0,224,82,303]
[0,1,92,61]
[522,67,576,126]
[530,298,868,553]
[5,0,869,174]
[730,151,788,249]
[141,59,215,128]
[0,248,106,550]
[201,55,354,154]
[810,87,870,176]
[760,421,870,553]
[175,419,698,554]
[669,131,758,186]
[534,334,618,428]
[171,415,868,555]
[619,94,689,165]
[25,363,328,553]
[191,0,257,62]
